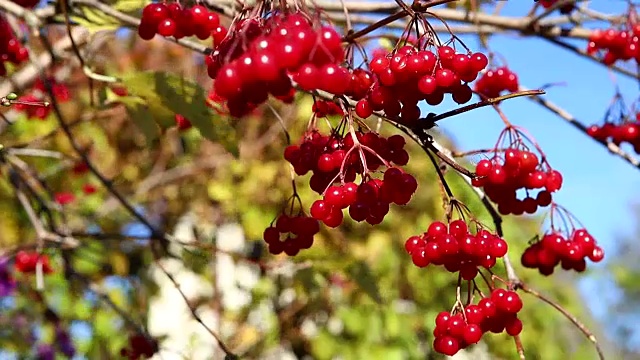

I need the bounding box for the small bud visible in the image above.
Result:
[6,93,17,100]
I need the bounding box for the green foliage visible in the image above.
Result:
[120,71,239,156]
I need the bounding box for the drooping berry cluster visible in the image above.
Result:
[119,334,159,360]
[14,251,53,274]
[310,166,417,227]
[587,118,640,154]
[312,100,344,117]
[10,0,39,8]
[474,66,519,99]
[284,126,416,227]
[404,220,508,279]
[522,228,605,275]
[0,15,29,76]
[433,289,523,356]
[206,12,347,117]
[471,128,562,215]
[138,2,225,42]
[263,213,320,256]
[587,25,640,66]
[175,114,192,131]
[538,0,575,14]
[14,77,70,120]
[355,45,488,124]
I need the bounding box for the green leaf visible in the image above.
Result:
[113,0,147,13]
[346,260,382,304]
[122,100,161,144]
[65,7,121,34]
[121,71,239,156]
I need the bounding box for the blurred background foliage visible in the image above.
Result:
[0,11,636,360]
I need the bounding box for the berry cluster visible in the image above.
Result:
[69,160,99,196]
[174,114,192,131]
[14,78,70,120]
[55,192,76,205]
[474,66,519,99]
[312,100,344,117]
[404,220,508,279]
[310,167,417,227]
[587,26,640,66]
[263,213,320,256]
[14,251,53,274]
[472,145,562,215]
[587,120,640,153]
[538,0,575,14]
[521,229,605,275]
[356,45,488,124]
[120,334,158,360]
[433,289,523,356]
[206,12,347,117]
[11,0,39,7]
[284,128,415,227]
[0,15,29,76]
[138,2,225,42]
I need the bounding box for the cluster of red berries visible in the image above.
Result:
[354,45,488,124]
[474,66,519,99]
[54,192,76,205]
[174,114,192,131]
[14,251,53,274]
[538,0,575,14]
[473,148,562,215]
[587,26,640,66]
[11,0,39,7]
[206,11,346,117]
[14,78,70,120]
[310,167,418,227]
[138,2,226,42]
[119,334,158,360]
[262,213,320,256]
[284,129,415,226]
[433,289,523,356]
[587,120,640,153]
[521,229,605,275]
[0,15,29,76]
[404,220,508,279]
[285,130,409,186]
[312,100,344,117]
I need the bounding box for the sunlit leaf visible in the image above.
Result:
[121,71,239,156]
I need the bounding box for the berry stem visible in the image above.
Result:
[422,89,544,126]
[516,283,605,360]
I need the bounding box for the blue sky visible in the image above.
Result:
[416,0,637,344]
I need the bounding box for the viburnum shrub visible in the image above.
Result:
[3,0,632,358]
[521,203,604,275]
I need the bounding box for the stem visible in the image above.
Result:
[517,283,605,360]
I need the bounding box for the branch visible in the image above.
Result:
[524,86,640,170]
[517,282,605,360]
